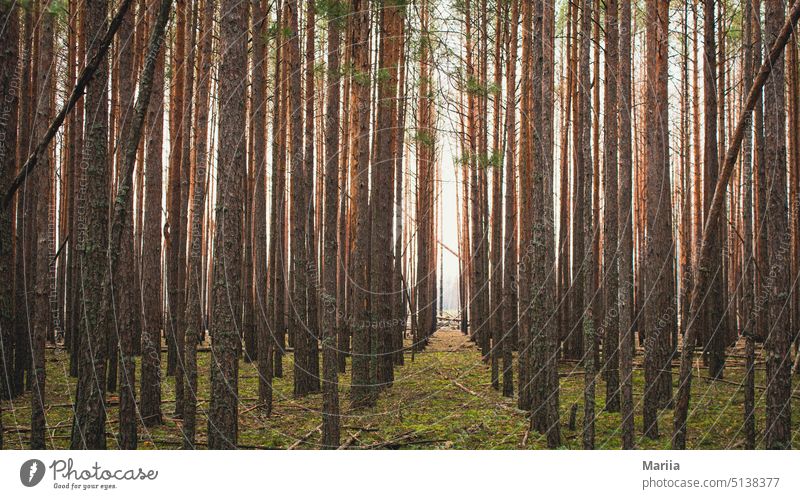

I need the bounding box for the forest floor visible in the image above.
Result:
[2,328,800,449]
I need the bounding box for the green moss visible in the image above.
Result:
[2,336,798,449]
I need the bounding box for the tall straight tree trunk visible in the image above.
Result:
[791,37,800,376]
[167,0,186,379]
[528,0,551,437]
[68,3,86,379]
[270,0,287,379]
[557,0,573,362]
[741,0,757,450]
[287,0,311,398]
[579,0,595,450]
[140,0,166,428]
[175,0,198,417]
[488,0,504,392]
[701,0,726,382]
[184,0,213,447]
[464,0,476,351]
[416,0,434,356]
[618,0,634,450]
[393,15,408,366]
[373,0,402,389]
[12,5,33,397]
[60,1,76,357]
[337,13,352,373]
[598,0,619,412]
[31,0,55,451]
[528,0,544,428]
[251,0,271,414]
[763,0,792,450]
[303,0,320,394]
[476,0,489,360]
[321,0,343,448]
[0,2,20,425]
[643,0,674,440]
[753,0,768,358]
[207,0,247,449]
[591,0,601,342]
[603,0,620,414]
[541,0,560,447]
[114,0,138,448]
[71,0,112,450]
[569,0,585,363]
[564,0,581,360]
[679,0,693,352]
[348,0,373,408]
[516,0,531,411]
[691,2,702,269]
[133,2,146,350]
[501,0,518,399]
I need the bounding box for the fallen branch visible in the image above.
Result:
[288,424,322,450]
[241,403,268,415]
[338,430,362,450]
[362,430,419,449]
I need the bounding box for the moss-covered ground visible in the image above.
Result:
[2,329,799,449]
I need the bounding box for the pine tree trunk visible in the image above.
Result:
[71,0,112,450]
[175,0,197,417]
[337,14,352,373]
[140,0,166,428]
[115,0,138,449]
[184,0,213,447]
[31,0,55,451]
[287,0,311,398]
[569,0,585,363]
[618,0,635,450]
[602,0,620,415]
[303,0,320,394]
[501,0,518,399]
[0,4,20,436]
[321,1,343,448]
[557,0,572,366]
[579,0,595,451]
[763,0,792,450]
[68,3,86,379]
[14,6,34,397]
[393,16,408,366]
[643,0,674,440]
[700,0,726,382]
[167,0,186,380]
[541,0,560,447]
[488,0,504,392]
[679,0,693,359]
[373,0,402,389]
[207,0,247,449]
[741,0,757,451]
[349,0,374,408]
[516,0,531,411]
[251,0,271,414]
[269,0,287,380]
